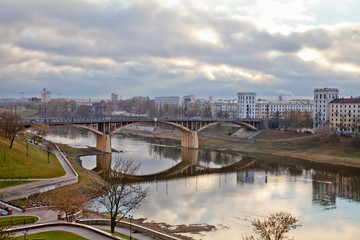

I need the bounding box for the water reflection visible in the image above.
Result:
[50,125,360,240]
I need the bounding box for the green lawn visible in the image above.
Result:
[101,228,138,240]
[0,216,39,225]
[0,136,65,178]
[13,230,88,240]
[0,181,34,189]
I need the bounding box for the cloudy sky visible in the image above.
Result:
[1,0,360,100]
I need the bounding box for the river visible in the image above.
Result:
[48,126,360,240]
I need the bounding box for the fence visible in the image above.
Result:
[0,217,37,226]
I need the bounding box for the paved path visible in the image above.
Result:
[12,224,119,240]
[93,225,160,240]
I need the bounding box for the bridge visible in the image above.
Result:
[23,117,262,153]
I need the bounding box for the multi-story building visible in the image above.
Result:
[256,99,313,118]
[313,88,339,128]
[41,88,51,103]
[237,92,256,118]
[183,95,195,111]
[210,100,239,118]
[111,93,119,103]
[329,98,360,134]
[154,96,181,110]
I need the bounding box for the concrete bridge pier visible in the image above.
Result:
[96,154,111,172]
[96,134,112,153]
[181,131,199,149]
[181,148,199,165]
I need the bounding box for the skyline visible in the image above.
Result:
[1,0,360,99]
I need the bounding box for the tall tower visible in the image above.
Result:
[313,88,339,129]
[237,92,256,119]
[41,88,51,103]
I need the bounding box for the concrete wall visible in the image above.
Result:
[78,219,181,240]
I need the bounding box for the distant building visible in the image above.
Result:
[154,96,181,110]
[329,98,360,134]
[41,88,51,103]
[237,92,256,118]
[111,93,119,103]
[256,99,313,119]
[183,95,195,110]
[313,88,339,128]
[29,97,41,103]
[211,99,239,118]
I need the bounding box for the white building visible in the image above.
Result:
[257,99,313,119]
[41,88,51,103]
[237,92,256,118]
[313,88,339,128]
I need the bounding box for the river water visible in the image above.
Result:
[48,126,360,240]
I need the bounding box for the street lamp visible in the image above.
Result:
[3,148,6,162]
[129,215,133,240]
[22,229,28,240]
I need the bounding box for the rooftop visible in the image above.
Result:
[330,98,360,104]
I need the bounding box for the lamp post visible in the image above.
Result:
[26,141,29,157]
[3,148,6,162]
[23,229,28,240]
[129,215,133,240]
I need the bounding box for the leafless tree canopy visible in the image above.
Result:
[0,220,14,240]
[0,112,23,149]
[95,158,149,233]
[29,123,50,145]
[243,212,301,240]
[317,124,332,143]
[48,185,90,222]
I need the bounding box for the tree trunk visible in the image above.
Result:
[111,217,116,233]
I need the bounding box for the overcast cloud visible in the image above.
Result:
[1,0,360,100]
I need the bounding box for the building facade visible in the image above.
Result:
[329,98,360,134]
[41,88,51,103]
[154,96,181,110]
[237,92,256,118]
[313,88,339,128]
[210,100,239,118]
[257,99,313,118]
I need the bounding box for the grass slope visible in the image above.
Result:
[0,181,34,189]
[0,216,39,225]
[0,135,65,178]
[13,230,88,240]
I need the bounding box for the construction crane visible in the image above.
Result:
[19,91,26,102]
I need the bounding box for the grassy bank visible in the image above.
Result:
[13,230,88,240]
[0,216,39,225]
[10,144,102,208]
[0,181,34,189]
[0,136,65,178]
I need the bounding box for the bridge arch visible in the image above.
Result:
[197,121,257,132]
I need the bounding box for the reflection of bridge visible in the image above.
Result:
[93,148,256,182]
[24,118,261,153]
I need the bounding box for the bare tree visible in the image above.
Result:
[95,158,149,233]
[0,220,14,240]
[48,185,90,222]
[29,123,50,145]
[0,112,23,149]
[317,124,332,143]
[243,212,301,240]
[44,141,55,163]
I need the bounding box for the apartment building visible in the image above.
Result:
[210,100,239,118]
[313,88,339,128]
[257,99,313,118]
[237,92,256,118]
[329,98,360,134]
